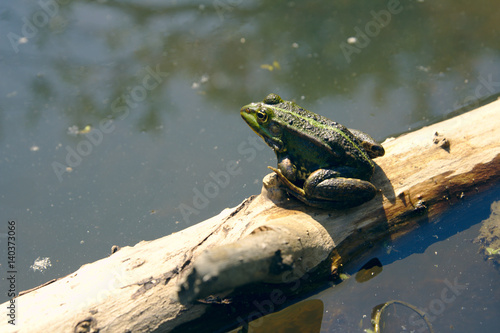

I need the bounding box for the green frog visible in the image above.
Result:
[240,93,385,208]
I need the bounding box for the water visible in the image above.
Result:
[0,0,499,330]
[318,187,500,332]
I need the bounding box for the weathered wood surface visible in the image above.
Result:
[2,100,500,333]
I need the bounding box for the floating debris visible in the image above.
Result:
[260,60,281,71]
[486,247,500,256]
[30,257,52,273]
[67,125,79,135]
[191,74,210,89]
[67,125,92,135]
[369,300,434,333]
[79,125,91,134]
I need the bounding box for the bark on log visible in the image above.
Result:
[2,100,500,333]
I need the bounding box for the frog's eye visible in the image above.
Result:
[256,110,268,123]
[263,93,282,105]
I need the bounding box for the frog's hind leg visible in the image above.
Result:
[304,169,377,207]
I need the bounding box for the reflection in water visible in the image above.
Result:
[4,0,500,132]
[355,257,383,283]
[229,299,323,333]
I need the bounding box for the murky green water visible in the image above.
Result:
[1,0,499,330]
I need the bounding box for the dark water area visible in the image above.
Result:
[1,0,499,331]
[317,186,500,332]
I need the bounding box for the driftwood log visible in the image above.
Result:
[2,99,500,332]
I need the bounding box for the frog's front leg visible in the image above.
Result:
[268,157,307,198]
[304,169,377,206]
[277,156,297,182]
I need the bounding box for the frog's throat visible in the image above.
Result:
[264,136,284,152]
[272,106,374,168]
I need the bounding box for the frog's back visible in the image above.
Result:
[274,101,374,179]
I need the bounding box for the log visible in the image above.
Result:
[2,99,500,333]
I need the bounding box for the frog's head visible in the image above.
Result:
[240,93,286,152]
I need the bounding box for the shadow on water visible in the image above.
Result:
[355,185,500,271]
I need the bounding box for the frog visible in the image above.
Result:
[240,93,385,209]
